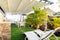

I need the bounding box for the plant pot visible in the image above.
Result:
[34,25,40,29]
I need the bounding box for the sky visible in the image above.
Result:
[36,0,58,3]
[36,0,60,12]
[46,0,60,12]
[46,3,60,12]
[49,0,58,3]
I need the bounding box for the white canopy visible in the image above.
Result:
[0,0,47,14]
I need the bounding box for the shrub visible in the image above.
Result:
[53,16,60,28]
[48,16,60,29]
[26,7,47,29]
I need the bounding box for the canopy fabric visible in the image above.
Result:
[0,0,47,14]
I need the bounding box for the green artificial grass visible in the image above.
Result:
[11,24,34,40]
[50,36,60,40]
[11,24,60,40]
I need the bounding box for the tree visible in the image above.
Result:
[26,7,47,29]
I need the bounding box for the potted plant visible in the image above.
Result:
[26,7,47,29]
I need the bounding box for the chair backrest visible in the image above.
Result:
[24,31,39,40]
[24,28,59,40]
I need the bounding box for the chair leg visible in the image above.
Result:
[44,38,50,40]
[47,38,50,40]
[53,34,58,40]
[25,37,28,40]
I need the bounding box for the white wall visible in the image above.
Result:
[6,14,27,23]
[0,10,4,22]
